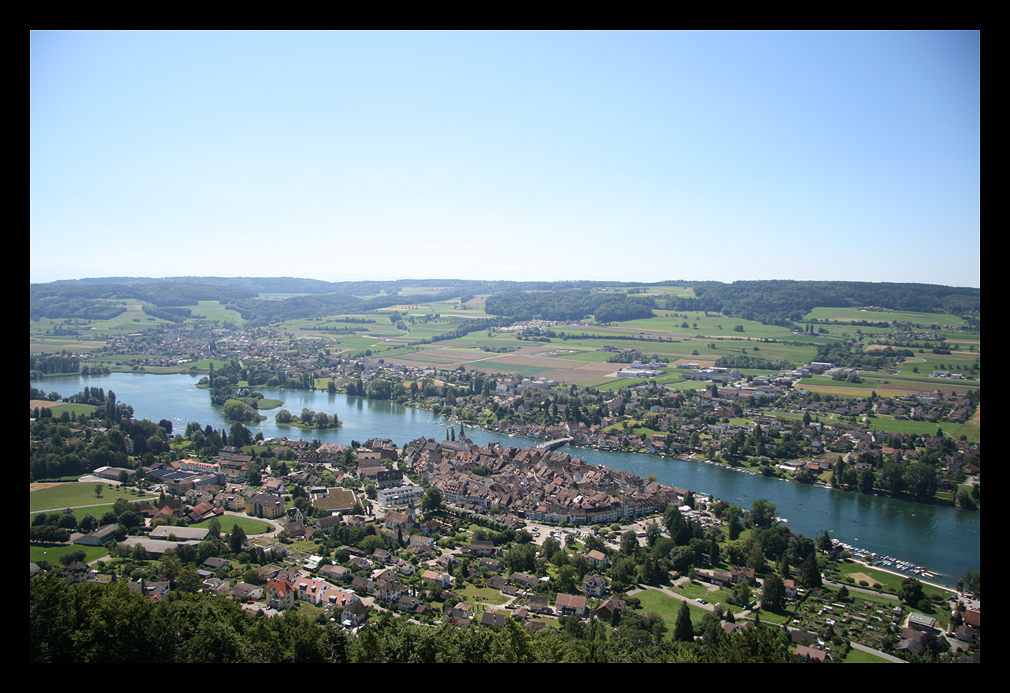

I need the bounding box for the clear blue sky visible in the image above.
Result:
[30,31,980,287]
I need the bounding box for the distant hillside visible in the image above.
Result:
[32,277,980,328]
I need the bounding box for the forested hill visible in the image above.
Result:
[687,281,980,325]
[484,290,656,322]
[30,283,257,321]
[33,277,979,327]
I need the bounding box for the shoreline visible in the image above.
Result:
[423,412,963,588]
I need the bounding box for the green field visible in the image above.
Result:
[30,483,152,513]
[31,402,97,417]
[458,584,509,606]
[546,350,613,362]
[634,588,713,634]
[188,300,246,326]
[863,417,961,437]
[834,561,950,599]
[842,648,890,663]
[31,503,118,525]
[190,516,273,535]
[30,543,109,565]
[803,307,970,329]
[952,421,980,443]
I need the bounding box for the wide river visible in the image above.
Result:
[35,373,979,586]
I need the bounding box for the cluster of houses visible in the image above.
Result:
[401,436,685,526]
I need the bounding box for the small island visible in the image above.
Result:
[274,407,342,430]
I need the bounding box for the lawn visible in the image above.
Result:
[842,648,891,663]
[459,584,509,606]
[865,417,962,437]
[31,402,97,417]
[634,588,711,634]
[31,503,117,525]
[190,516,273,536]
[30,482,152,513]
[30,544,109,565]
[834,561,951,606]
[661,580,745,613]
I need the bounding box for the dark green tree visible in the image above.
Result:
[761,574,786,611]
[899,577,925,606]
[229,524,247,554]
[673,600,695,642]
[800,553,822,588]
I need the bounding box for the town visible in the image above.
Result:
[31,278,980,662]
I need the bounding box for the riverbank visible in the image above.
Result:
[31,372,980,584]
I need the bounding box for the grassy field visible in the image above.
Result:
[30,401,97,417]
[188,300,246,326]
[30,544,109,565]
[459,584,509,606]
[802,307,970,329]
[31,503,117,525]
[865,417,962,437]
[634,587,712,635]
[190,515,273,535]
[30,483,152,513]
[842,648,890,663]
[834,561,950,600]
[545,350,613,362]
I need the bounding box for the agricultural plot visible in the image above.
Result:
[188,300,245,326]
[31,300,163,346]
[393,348,483,365]
[790,587,905,655]
[866,418,961,438]
[803,307,970,328]
[544,350,613,362]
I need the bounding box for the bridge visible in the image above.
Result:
[536,437,573,451]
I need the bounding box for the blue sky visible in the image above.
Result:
[30,31,979,287]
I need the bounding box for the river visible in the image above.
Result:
[34,372,979,585]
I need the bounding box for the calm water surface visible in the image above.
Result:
[35,373,979,585]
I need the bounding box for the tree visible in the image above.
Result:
[421,487,444,514]
[727,512,743,541]
[904,462,938,502]
[858,468,875,494]
[761,574,786,611]
[800,553,822,588]
[229,524,248,554]
[899,577,925,606]
[645,523,662,548]
[620,531,639,557]
[94,483,103,498]
[749,499,776,529]
[673,600,695,642]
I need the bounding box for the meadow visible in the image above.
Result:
[30,482,151,513]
